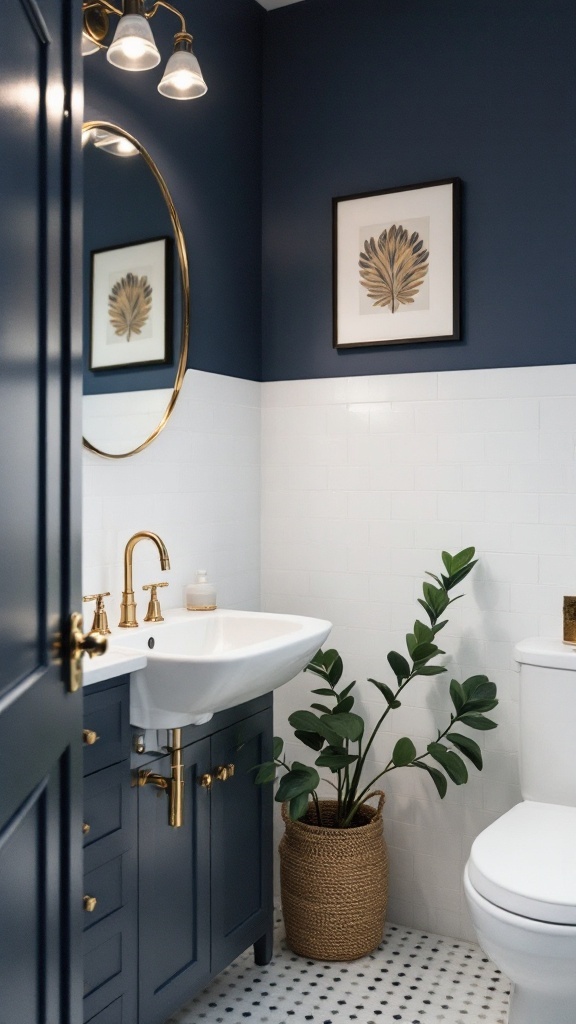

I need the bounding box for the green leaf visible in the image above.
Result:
[311,688,338,698]
[288,710,324,734]
[305,650,329,679]
[413,760,448,799]
[405,633,417,657]
[443,561,478,591]
[462,698,499,715]
[458,713,498,731]
[388,651,411,680]
[413,620,434,644]
[335,695,355,714]
[315,752,358,771]
[273,737,284,759]
[447,732,483,771]
[450,546,476,572]
[427,742,468,784]
[423,583,450,617]
[431,619,449,635]
[368,678,401,708]
[392,737,417,767]
[417,665,446,676]
[449,679,464,713]
[441,550,454,575]
[321,712,364,742]
[311,703,333,714]
[294,730,325,751]
[275,766,320,803]
[253,761,277,784]
[323,649,344,686]
[288,791,311,820]
[462,676,497,703]
[417,598,435,623]
[411,642,440,663]
[338,680,356,700]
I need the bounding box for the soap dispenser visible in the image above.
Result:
[185,570,217,611]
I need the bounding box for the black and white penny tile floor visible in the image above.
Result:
[165,912,511,1024]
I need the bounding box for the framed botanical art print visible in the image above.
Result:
[90,236,172,370]
[333,178,461,348]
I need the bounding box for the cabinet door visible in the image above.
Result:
[210,707,273,975]
[138,737,211,1024]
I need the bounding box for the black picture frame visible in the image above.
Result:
[333,178,461,349]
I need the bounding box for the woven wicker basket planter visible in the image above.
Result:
[279,792,388,961]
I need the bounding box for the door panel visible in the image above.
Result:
[138,738,211,1024]
[210,708,273,976]
[0,1,83,1022]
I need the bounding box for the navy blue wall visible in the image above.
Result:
[262,0,576,380]
[84,0,263,388]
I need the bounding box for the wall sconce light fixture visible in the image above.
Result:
[82,0,207,101]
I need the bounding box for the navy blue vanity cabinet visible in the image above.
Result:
[137,695,273,1024]
[83,677,137,1024]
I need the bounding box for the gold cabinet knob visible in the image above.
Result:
[215,763,235,782]
[199,773,213,790]
[82,822,91,835]
[83,895,97,913]
[83,729,100,746]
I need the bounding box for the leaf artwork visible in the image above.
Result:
[359,224,429,313]
[108,272,153,341]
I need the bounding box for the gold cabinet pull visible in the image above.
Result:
[83,895,97,913]
[214,763,235,782]
[82,822,91,835]
[83,729,100,746]
[199,773,213,790]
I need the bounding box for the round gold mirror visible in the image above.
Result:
[82,121,189,459]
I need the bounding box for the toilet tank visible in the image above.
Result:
[515,638,576,806]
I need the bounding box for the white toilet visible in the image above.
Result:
[464,638,576,1024]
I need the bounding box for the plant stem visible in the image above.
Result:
[312,790,323,826]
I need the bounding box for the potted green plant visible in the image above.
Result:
[254,548,498,961]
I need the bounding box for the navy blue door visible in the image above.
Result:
[0,2,83,1022]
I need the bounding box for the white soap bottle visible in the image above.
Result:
[185,570,217,611]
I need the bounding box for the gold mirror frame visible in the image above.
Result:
[82,121,190,459]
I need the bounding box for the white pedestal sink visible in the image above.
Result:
[110,608,332,728]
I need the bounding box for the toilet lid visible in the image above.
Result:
[468,802,576,925]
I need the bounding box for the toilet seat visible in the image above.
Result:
[468,801,576,925]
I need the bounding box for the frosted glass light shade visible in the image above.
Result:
[82,30,100,56]
[107,14,161,71]
[157,48,207,99]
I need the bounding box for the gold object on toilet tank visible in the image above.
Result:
[563,596,576,644]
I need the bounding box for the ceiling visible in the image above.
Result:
[255,0,305,9]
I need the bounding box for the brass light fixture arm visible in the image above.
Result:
[84,0,122,19]
[145,0,187,34]
[81,0,186,39]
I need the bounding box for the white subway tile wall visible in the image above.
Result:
[261,364,576,942]
[82,369,261,615]
[83,363,576,945]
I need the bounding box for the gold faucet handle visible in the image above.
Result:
[143,582,168,622]
[83,592,111,635]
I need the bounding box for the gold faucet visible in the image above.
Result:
[119,531,170,628]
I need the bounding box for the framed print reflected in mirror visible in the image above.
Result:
[90,236,173,371]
